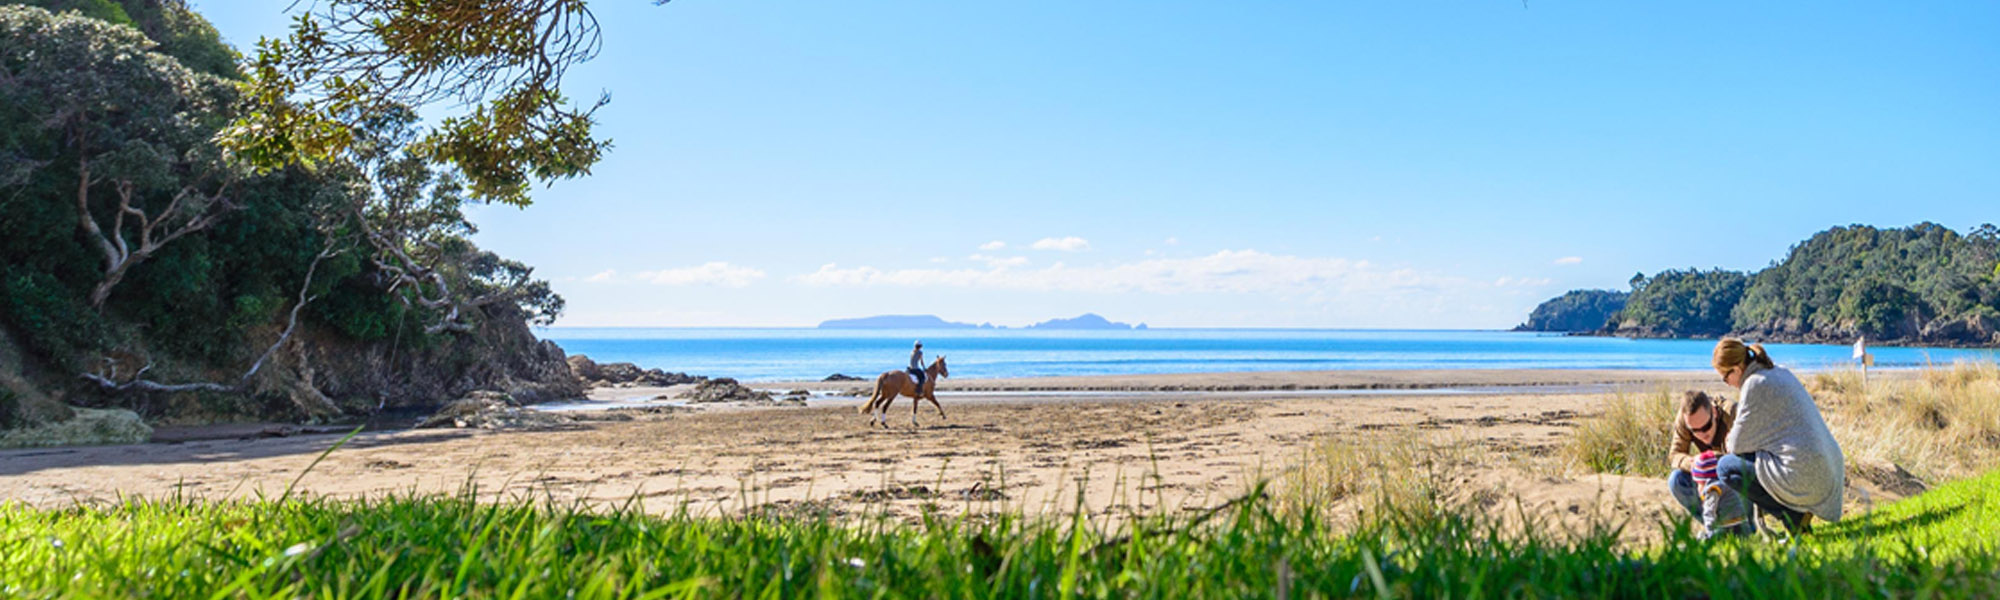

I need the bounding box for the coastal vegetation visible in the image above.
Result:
[0,2,580,444]
[1527,223,2000,345]
[1512,289,1627,333]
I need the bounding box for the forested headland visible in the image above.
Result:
[0,1,589,445]
[1522,223,2000,346]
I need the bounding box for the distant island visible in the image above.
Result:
[1026,313,1147,330]
[818,313,1146,330]
[817,315,984,329]
[1520,223,2000,347]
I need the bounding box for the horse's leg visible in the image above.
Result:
[869,390,883,428]
[924,389,947,420]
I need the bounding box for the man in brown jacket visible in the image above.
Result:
[1668,390,1732,518]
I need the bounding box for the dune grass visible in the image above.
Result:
[1565,388,1677,476]
[1811,361,2000,483]
[1276,428,1486,528]
[4,473,2000,598]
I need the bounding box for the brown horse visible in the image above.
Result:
[860,355,948,428]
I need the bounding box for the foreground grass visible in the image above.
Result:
[5,472,2000,599]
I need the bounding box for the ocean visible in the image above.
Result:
[534,328,2000,383]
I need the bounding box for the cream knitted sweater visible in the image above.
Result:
[1725,364,1845,521]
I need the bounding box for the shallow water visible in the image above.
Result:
[536,328,1998,383]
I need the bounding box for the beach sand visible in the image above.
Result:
[0,369,1911,545]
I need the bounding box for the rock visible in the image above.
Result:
[785,389,811,397]
[1851,459,1927,498]
[567,354,705,388]
[0,408,152,448]
[823,373,864,382]
[675,378,774,404]
[294,304,587,413]
[417,391,573,430]
[567,355,603,381]
[1922,313,2000,346]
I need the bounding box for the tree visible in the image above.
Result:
[0,6,240,307]
[338,107,564,335]
[223,0,634,206]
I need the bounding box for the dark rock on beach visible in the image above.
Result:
[676,378,775,404]
[823,373,865,382]
[417,391,574,430]
[568,355,706,388]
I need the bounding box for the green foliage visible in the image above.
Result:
[1519,289,1628,332]
[3,477,2000,598]
[1617,268,1749,337]
[1,0,238,78]
[0,267,103,365]
[1734,223,2000,340]
[1536,224,2000,343]
[0,388,16,429]
[0,5,562,423]
[6,0,128,26]
[224,0,608,206]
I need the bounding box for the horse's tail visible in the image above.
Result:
[857,374,886,413]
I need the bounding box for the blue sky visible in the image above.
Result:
[196,1,2000,328]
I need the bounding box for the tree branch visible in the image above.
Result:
[81,243,342,415]
[241,246,337,386]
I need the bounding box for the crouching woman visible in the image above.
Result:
[1667,390,1731,519]
[1713,338,1845,533]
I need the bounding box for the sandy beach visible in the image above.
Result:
[0,368,1915,544]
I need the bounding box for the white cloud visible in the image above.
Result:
[979,240,1007,251]
[634,262,767,287]
[1553,256,1584,265]
[1164,237,1180,246]
[1031,236,1091,252]
[968,254,1030,268]
[798,249,1463,297]
[584,269,618,283]
[929,257,950,263]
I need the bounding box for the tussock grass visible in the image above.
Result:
[1277,429,1483,529]
[1810,362,2000,483]
[1565,389,1677,475]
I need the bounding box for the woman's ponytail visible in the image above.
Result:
[1748,343,1776,369]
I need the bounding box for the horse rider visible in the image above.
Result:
[907,341,926,389]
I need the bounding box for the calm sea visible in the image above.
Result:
[534,328,2000,383]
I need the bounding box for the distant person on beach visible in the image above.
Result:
[1712,338,1845,534]
[1668,390,1742,529]
[908,341,926,388]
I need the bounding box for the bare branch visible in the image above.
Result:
[241,246,339,386]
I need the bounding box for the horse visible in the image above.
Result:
[859,355,948,428]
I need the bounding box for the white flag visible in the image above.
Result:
[1853,337,1866,360]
